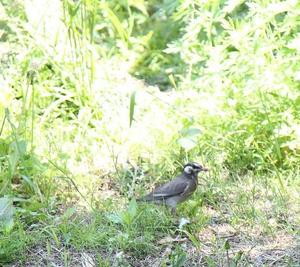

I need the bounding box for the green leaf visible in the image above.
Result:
[224,239,231,250]
[106,213,123,224]
[122,212,132,225]
[129,0,148,16]
[233,250,243,265]
[178,137,197,151]
[8,140,27,177]
[8,152,19,177]
[205,257,217,267]
[178,127,201,151]
[122,198,138,226]
[127,198,137,218]
[170,246,187,267]
[129,91,136,127]
[180,127,201,137]
[62,207,76,220]
[13,140,27,156]
[0,139,9,156]
[0,196,14,233]
[21,175,35,191]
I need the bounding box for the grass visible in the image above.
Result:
[2,168,299,266]
[1,0,300,266]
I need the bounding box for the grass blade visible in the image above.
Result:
[129,91,136,127]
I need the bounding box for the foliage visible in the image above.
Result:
[0,0,299,265]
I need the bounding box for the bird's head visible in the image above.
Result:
[183,162,208,177]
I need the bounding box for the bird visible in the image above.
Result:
[137,162,208,213]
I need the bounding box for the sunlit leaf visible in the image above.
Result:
[178,137,197,151]
[178,127,202,151]
[101,2,128,42]
[180,127,201,137]
[129,0,148,16]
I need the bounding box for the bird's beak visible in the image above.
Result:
[202,167,209,172]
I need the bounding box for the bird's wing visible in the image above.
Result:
[144,177,188,201]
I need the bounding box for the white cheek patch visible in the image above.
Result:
[184,166,193,174]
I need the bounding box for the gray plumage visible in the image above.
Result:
[138,162,208,212]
